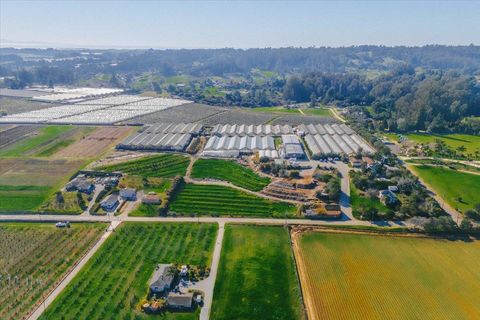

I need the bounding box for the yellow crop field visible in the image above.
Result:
[293,231,480,320]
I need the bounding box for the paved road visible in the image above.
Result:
[28,220,122,320]
[199,221,225,320]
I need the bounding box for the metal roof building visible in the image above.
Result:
[117,131,193,152]
[203,135,275,157]
[211,124,294,136]
[141,123,203,135]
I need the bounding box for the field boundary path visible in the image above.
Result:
[199,221,225,320]
[330,107,346,123]
[404,164,463,224]
[27,220,122,320]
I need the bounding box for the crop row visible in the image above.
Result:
[40,223,217,320]
[191,159,270,191]
[99,154,190,178]
[170,184,296,217]
[0,223,104,320]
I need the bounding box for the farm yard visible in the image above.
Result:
[0,158,85,211]
[97,154,190,178]
[40,222,217,320]
[408,165,480,212]
[293,231,480,320]
[191,159,270,191]
[211,225,304,320]
[170,184,297,217]
[0,222,104,320]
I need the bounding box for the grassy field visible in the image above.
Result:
[250,106,301,114]
[387,133,480,155]
[296,231,480,320]
[409,165,480,212]
[38,191,88,214]
[0,222,104,320]
[350,182,391,218]
[40,222,217,320]
[98,154,190,178]
[0,126,79,157]
[0,158,85,212]
[170,184,297,218]
[191,159,270,191]
[302,107,333,116]
[211,225,304,320]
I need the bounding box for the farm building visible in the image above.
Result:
[167,292,194,309]
[202,135,275,157]
[65,177,94,194]
[140,123,203,136]
[211,124,294,136]
[100,194,119,211]
[280,134,305,159]
[300,123,375,157]
[149,264,175,295]
[119,188,136,201]
[142,193,161,205]
[117,132,193,152]
[258,149,280,159]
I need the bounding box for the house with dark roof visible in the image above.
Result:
[100,194,119,211]
[149,264,175,296]
[378,190,398,205]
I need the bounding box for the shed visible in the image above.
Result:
[143,193,161,205]
[100,194,119,211]
[167,292,193,309]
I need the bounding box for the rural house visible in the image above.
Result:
[66,177,94,194]
[149,264,175,295]
[378,190,398,205]
[120,188,136,201]
[100,194,119,211]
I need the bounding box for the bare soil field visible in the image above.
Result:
[124,103,226,124]
[0,158,84,186]
[53,126,134,158]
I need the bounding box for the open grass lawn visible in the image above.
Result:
[38,191,88,214]
[129,203,160,217]
[0,125,80,157]
[40,222,217,320]
[0,158,85,212]
[406,133,480,154]
[191,159,270,191]
[211,225,304,320]
[98,154,190,178]
[296,231,480,320]
[350,182,391,218]
[302,107,333,117]
[409,165,480,212]
[0,222,104,320]
[170,184,297,218]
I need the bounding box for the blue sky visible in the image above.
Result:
[1,1,479,49]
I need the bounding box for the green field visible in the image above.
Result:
[211,225,303,320]
[387,133,480,156]
[350,182,391,218]
[409,165,480,212]
[297,231,480,319]
[40,222,217,320]
[129,204,160,217]
[0,126,76,157]
[170,184,297,217]
[98,154,190,178]
[302,107,333,116]
[250,106,301,114]
[0,158,85,212]
[0,222,104,320]
[191,159,270,191]
[39,191,88,214]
